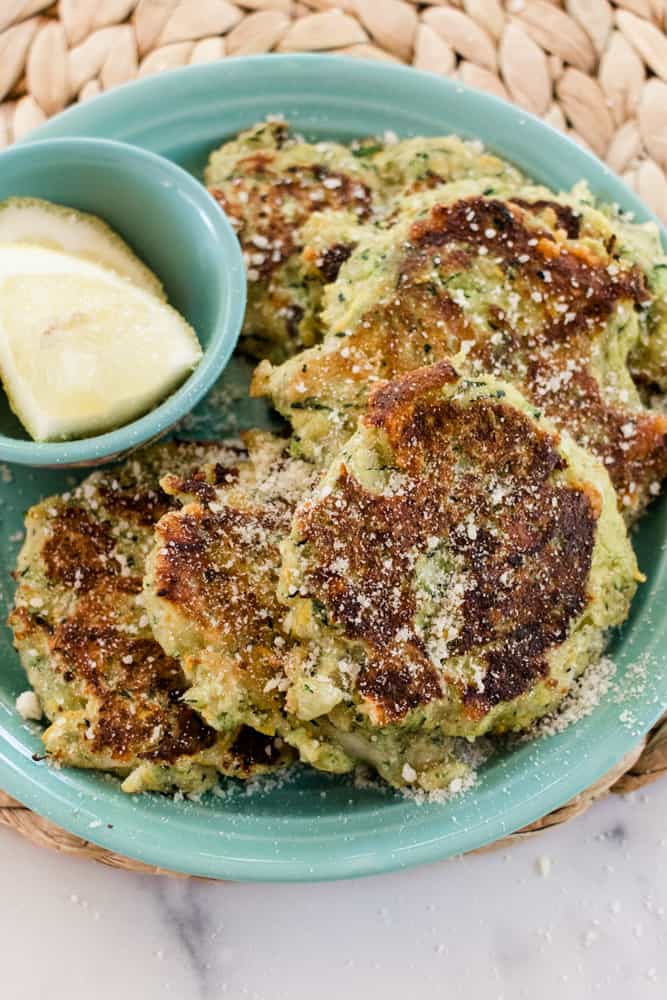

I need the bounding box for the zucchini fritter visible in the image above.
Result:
[9,443,291,794]
[206,126,530,365]
[144,432,315,738]
[9,124,663,801]
[205,120,379,362]
[254,189,667,514]
[145,430,471,791]
[279,364,638,755]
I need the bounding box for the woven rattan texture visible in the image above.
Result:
[0,0,665,874]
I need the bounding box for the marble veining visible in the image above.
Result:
[1,779,665,1000]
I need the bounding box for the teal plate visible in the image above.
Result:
[0,56,665,881]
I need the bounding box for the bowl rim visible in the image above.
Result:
[0,54,664,882]
[0,135,246,467]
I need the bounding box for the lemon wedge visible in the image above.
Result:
[0,197,165,300]
[0,244,202,441]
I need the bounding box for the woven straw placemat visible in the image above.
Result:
[0,0,665,876]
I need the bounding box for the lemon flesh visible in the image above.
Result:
[0,245,202,441]
[0,198,165,300]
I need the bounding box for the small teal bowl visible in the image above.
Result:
[0,137,245,467]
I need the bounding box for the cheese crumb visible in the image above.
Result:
[402,762,417,783]
[15,690,42,721]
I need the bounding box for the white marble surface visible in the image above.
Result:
[1,779,666,1000]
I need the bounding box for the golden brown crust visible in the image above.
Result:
[96,483,173,527]
[148,437,318,735]
[282,195,666,507]
[42,505,117,591]
[403,197,647,319]
[364,359,459,448]
[511,198,582,238]
[10,445,252,773]
[52,612,216,764]
[152,500,291,711]
[154,502,287,625]
[402,198,666,505]
[210,154,373,282]
[295,363,598,723]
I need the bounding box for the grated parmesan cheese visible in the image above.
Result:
[15,690,42,721]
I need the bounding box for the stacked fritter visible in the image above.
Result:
[256,182,667,514]
[10,442,293,794]
[205,120,380,361]
[11,122,666,795]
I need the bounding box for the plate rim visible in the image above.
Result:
[0,54,665,882]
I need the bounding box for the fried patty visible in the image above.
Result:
[144,432,315,738]
[254,189,667,514]
[205,120,379,362]
[206,125,533,365]
[145,430,472,792]
[280,363,638,743]
[9,443,291,794]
